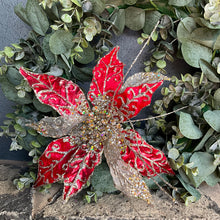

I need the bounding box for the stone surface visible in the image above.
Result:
[0,163,220,220]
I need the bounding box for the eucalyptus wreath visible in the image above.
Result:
[0,0,220,205]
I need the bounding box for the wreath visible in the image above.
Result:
[0,0,220,206]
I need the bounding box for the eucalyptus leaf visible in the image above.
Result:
[188,152,217,187]
[14,4,30,25]
[143,174,168,189]
[33,96,52,113]
[190,28,220,49]
[168,148,180,160]
[90,162,117,193]
[204,171,220,186]
[143,11,161,35]
[176,174,201,201]
[61,14,72,23]
[213,88,220,109]
[199,59,220,83]
[203,110,220,132]
[124,0,137,5]
[177,17,197,43]
[111,9,125,35]
[26,0,49,36]
[72,65,93,81]
[181,40,212,68]
[179,112,202,139]
[125,7,145,31]
[42,34,56,65]
[6,67,23,86]
[156,60,166,69]
[194,17,220,30]
[168,0,192,7]
[75,43,94,64]
[0,75,32,104]
[90,0,105,15]
[49,30,74,55]
[214,35,220,50]
[193,128,214,152]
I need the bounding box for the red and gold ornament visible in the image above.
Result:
[19,47,174,202]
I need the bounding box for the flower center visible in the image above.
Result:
[79,95,123,150]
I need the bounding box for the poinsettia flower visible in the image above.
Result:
[19,47,174,202]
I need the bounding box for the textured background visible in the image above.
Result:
[0,0,30,160]
[0,1,193,160]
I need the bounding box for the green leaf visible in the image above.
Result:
[177,17,197,43]
[199,59,220,83]
[31,140,41,148]
[177,174,201,201]
[204,110,220,132]
[213,88,220,109]
[156,60,166,69]
[152,31,158,41]
[168,148,180,160]
[194,17,220,30]
[179,112,202,139]
[152,51,166,60]
[188,152,217,187]
[143,10,161,35]
[71,0,82,7]
[204,171,220,186]
[168,0,192,7]
[5,67,23,86]
[72,65,93,81]
[111,9,125,35]
[125,7,145,31]
[190,28,220,49]
[75,43,94,64]
[42,34,56,65]
[143,174,169,190]
[124,0,137,5]
[214,34,220,50]
[74,45,83,52]
[14,4,30,25]
[26,0,49,36]
[181,40,212,68]
[33,96,52,113]
[14,124,25,132]
[193,128,214,152]
[0,75,32,104]
[61,14,72,23]
[4,47,15,58]
[49,30,74,55]
[90,162,117,193]
[90,0,105,15]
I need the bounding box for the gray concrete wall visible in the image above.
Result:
[0,0,30,160]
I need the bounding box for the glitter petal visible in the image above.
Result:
[20,67,90,116]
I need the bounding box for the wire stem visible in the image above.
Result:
[123,20,160,81]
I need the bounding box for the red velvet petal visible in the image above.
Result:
[121,129,175,177]
[114,81,163,121]
[88,47,124,103]
[63,145,103,200]
[34,137,79,187]
[19,67,89,115]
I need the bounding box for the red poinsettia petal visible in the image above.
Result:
[88,47,124,103]
[34,137,79,187]
[121,129,175,177]
[114,81,163,121]
[63,145,103,200]
[20,67,89,115]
